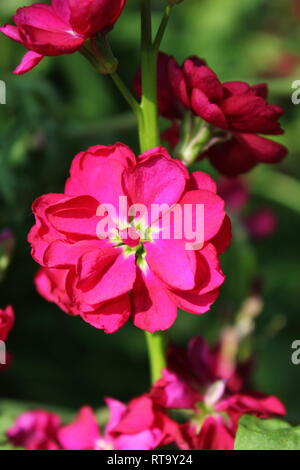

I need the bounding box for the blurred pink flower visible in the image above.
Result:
[244,208,278,240]
[0,305,14,342]
[7,410,61,450]
[151,337,286,450]
[58,397,176,450]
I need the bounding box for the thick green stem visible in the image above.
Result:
[139,0,167,383]
[145,332,167,384]
[138,0,159,152]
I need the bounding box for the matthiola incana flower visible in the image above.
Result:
[58,396,176,450]
[151,337,286,450]
[7,410,61,450]
[7,397,177,451]
[156,53,287,176]
[29,143,231,334]
[0,0,126,74]
[0,305,14,341]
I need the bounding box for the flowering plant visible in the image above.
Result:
[0,0,298,452]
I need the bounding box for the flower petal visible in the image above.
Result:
[82,295,131,334]
[132,270,178,332]
[13,51,44,74]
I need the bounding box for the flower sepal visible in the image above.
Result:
[174,112,212,166]
[80,34,118,75]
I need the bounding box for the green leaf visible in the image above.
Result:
[235,415,300,450]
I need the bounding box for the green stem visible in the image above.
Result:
[140,0,167,383]
[110,72,140,116]
[138,0,159,152]
[152,5,173,51]
[145,332,167,384]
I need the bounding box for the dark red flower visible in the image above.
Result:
[162,55,287,176]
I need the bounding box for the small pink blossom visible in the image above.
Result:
[7,410,61,450]
[244,208,278,240]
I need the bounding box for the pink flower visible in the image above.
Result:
[0,0,126,74]
[58,397,176,450]
[0,305,14,341]
[7,410,61,450]
[162,56,287,176]
[29,143,231,334]
[151,337,286,450]
[35,267,81,316]
[244,208,278,240]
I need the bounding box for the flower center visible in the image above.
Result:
[118,227,141,248]
[109,218,156,272]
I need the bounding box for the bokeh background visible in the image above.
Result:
[0,0,300,427]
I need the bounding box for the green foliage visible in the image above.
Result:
[235,415,300,450]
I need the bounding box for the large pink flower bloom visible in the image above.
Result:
[58,396,176,450]
[7,410,61,450]
[151,337,286,450]
[0,305,14,341]
[161,55,287,176]
[0,0,126,74]
[29,143,231,334]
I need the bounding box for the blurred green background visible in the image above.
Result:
[0,0,300,425]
